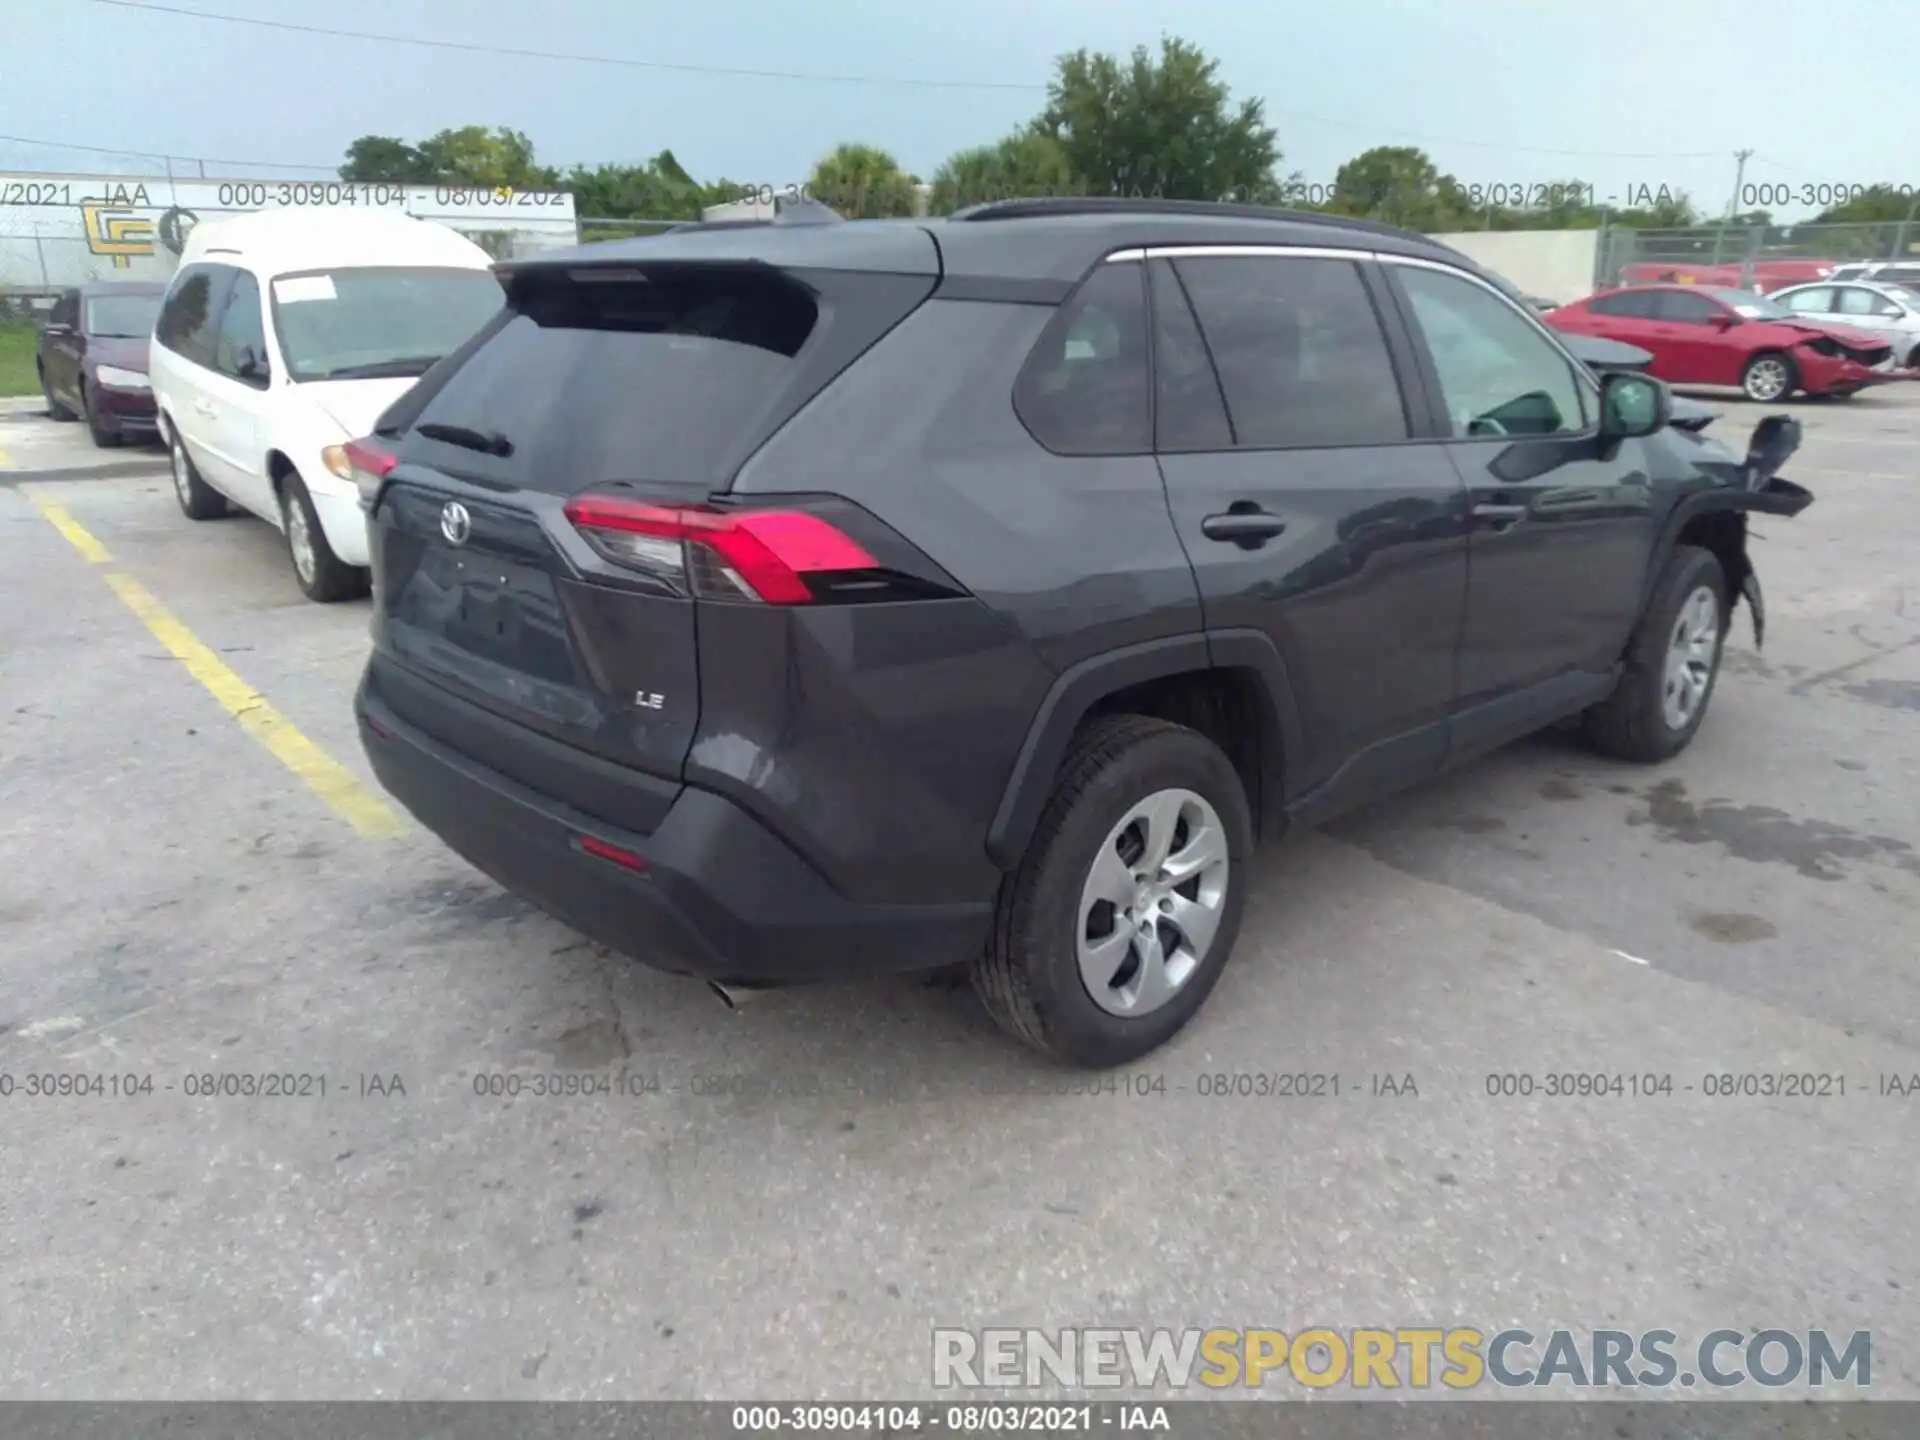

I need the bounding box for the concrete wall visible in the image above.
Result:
[1427,229,1598,305]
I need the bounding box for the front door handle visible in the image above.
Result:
[1472,502,1529,529]
[1200,509,1288,547]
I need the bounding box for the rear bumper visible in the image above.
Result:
[356,670,992,985]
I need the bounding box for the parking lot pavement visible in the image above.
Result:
[0,398,167,484]
[1,392,1916,1401]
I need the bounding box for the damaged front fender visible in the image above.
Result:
[1648,414,1814,652]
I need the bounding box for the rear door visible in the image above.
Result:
[152,263,236,484]
[1831,284,1904,342]
[364,252,938,821]
[1148,247,1470,814]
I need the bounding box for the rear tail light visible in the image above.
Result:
[324,436,399,510]
[562,495,879,605]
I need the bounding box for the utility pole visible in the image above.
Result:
[1728,149,1758,284]
[1726,149,1753,220]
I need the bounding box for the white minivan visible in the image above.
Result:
[149,209,504,600]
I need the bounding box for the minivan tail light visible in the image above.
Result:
[563,495,878,605]
[332,436,398,510]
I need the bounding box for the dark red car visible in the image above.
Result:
[36,279,167,447]
[1546,284,1897,402]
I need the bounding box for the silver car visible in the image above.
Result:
[1771,279,1920,369]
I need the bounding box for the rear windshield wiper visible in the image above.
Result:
[416,421,514,457]
[317,354,444,380]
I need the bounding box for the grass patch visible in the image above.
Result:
[0,322,39,399]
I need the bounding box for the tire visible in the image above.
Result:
[1740,350,1797,403]
[1584,545,1728,764]
[82,384,123,448]
[167,430,228,520]
[39,363,76,422]
[280,471,369,603]
[1907,342,1920,371]
[972,713,1253,1068]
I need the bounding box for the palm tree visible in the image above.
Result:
[808,144,919,219]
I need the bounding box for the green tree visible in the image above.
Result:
[414,126,558,187]
[1033,36,1278,201]
[1326,146,1471,230]
[563,150,721,221]
[339,135,429,183]
[927,131,1079,214]
[808,143,919,219]
[1812,185,1920,225]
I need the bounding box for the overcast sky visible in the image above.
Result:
[4,0,1915,222]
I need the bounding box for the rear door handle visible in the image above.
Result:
[1472,502,1529,528]
[1200,510,1288,547]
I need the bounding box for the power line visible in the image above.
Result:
[0,130,336,173]
[83,0,1819,165]
[87,0,1048,91]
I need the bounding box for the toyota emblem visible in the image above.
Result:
[440,501,472,546]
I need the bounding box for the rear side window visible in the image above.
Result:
[406,264,823,490]
[1014,260,1151,456]
[1148,260,1232,451]
[155,264,229,367]
[1654,290,1725,323]
[1588,290,1660,318]
[1172,255,1408,449]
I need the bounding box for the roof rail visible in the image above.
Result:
[948,196,1439,246]
[665,218,772,233]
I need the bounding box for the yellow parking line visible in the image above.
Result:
[32,497,114,563]
[22,489,407,841]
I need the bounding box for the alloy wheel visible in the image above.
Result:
[1076,787,1231,1018]
[1744,358,1789,401]
[170,440,192,506]
[285,493,317,585]
[1661,584,1721,730]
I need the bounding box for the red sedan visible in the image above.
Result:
[1547,284,1898,401]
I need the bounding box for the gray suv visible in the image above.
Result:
[352,199,1814,1067]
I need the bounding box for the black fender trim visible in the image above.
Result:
[985,629,1303,870]
[1646,479,1812,651]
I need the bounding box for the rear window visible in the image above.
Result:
[403,265,824,490]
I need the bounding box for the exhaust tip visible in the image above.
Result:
[708,980,777,1008]
[707,980,739,1010]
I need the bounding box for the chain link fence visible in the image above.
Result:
[1594,220,1920,290]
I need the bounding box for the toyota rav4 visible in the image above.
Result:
[352,198,1814,1068]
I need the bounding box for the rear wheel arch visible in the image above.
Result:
[986,631,1299,870]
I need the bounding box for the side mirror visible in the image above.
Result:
[1599,372,1670,440]
[1745,414,1802,491]
[1710,313,1740,329]
[236,345,271,384]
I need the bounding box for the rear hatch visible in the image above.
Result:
[361,232,941,833]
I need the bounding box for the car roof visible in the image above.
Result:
[78,279,168,298]
[499,198,1488,293]
[178,208,495,274]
